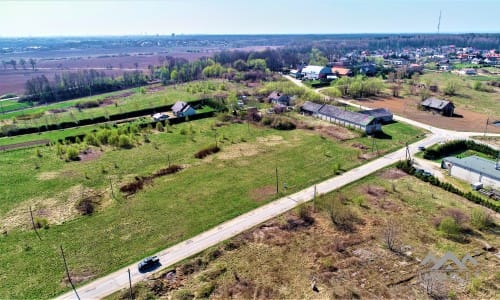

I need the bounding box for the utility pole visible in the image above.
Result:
[484,117,489,137]
[29,206,42,241]
[167,154,171,167]
[275,168,279,194]
[60,245,80,300]
[313,185,317,211]
[109,177,115,199]
[128,268,133,300]
[405,142,412,162]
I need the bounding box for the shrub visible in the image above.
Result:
[65,146,80,161]
[195,282,215,298]
[76,197,96,215]
[328,197,360,232]
[154,164,183,177]
[120,177,145,195]
[439,216,460,236]
[34,217,49,229]
[118,134,133,148]
[470,208,494,230]
[155,122,164,132]
[195,145,220,159]
[84,133,100,146]
[442,208,469,225]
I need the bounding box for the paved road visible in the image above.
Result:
[57,76,499,300]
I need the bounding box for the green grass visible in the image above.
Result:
[0,99,30,113]
[0,80,239,129]
[0,117,425,299]
[419,72,500,116]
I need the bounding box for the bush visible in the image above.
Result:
[439,216,460,236]
[84,133,100,146]
[65,146,80,161]
[470,208,494,230]
[34,217,49,229]
[328,197,360,232]
[195,282,215,298]
[262,115,296,130]
[76,197,96,215]
[195,145,220,159]
[118,134,133,148]
[154,164,183,177]
[155,122,164,132]
[120,177,145,195]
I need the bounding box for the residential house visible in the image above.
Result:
[300,101,381,134]
[358,64,377,76]
[442,156,500,189]
[172,101,196,118]
[268,91,291,106]
[358,108,393,123]
[331,67,353,77]
[301,65,333,80]
[439,65,451,71]
[421,97,455,116]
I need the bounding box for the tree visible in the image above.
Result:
[29,58,36,71]
[384,219,400,252]
[247,58,267,71]
[19,59,27,70]
[309,48,328,66]
[444,80,459,96]
[233,59,248,71]
[133,62,139,70]
[10,59,17,70]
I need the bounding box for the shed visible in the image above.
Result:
[300,101,323,116]
[421,97,455,117]
[268,91,291,106]
[317,104,381,134]
[172,101,196,118]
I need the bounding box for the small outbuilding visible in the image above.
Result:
[172,101,196,118]
[421,97,455,117]
[268,91,291,106]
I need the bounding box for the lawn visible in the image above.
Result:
[0,117,424,298]
[0,99,31,113]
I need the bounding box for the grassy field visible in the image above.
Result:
[113,167,499,299]
[0,80,243,129]
[0,99,31,113]
[0,115,424,298]
[418,72,500,116]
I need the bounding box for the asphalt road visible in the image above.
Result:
[56,77,499,300]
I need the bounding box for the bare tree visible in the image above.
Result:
[384,219,400,252]
[10,59,17,70]
[29,58,36,71]
[19,58,27,70]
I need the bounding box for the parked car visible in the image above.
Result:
[138,256,160,271]
[418,146,426,151]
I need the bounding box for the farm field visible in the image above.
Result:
[112,167,499,299]
[0,98,30,113]
[0,116,424,298]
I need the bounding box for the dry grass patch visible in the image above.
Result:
[249,185,276,202]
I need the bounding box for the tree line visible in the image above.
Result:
[22,69,147,104]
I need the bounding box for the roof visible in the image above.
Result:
[268,91,289,101]
[443,156,500,181]
[359,108,393,118]
[181,104,194,113]
[172,101,187,113]
[302,65,330,74]
[421,97,453,110]
[331,67,352,76]
[318,104,375,126]
[301,101,323,113]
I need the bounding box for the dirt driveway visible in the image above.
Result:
[351,96,500,133]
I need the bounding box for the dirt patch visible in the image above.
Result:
[48,108,68,114]
[0,139,50,151]
[1,185,87,231]
[79,148,102,162]
[379,168,408,180]
[217,143,260,160]
[101,91,135,102]
[315,124,358,141]
[147,85,165,93]
[61,270,95,286]
[249,185,276,202]
[37,171,60,180]
[351,96,500,133]
[256,135,286,146]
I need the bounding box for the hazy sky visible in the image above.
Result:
[1,0,499,37]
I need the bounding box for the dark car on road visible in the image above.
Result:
[138,256,160,272]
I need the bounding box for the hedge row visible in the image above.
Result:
[396,160,500,212]
[423,140,498,160]
[1,99,214,137]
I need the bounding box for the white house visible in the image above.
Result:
[301,65,332,80]
[442,156,500,189]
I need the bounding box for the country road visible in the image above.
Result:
[56,76,499,300]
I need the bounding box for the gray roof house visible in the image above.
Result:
[172,101,196,118]
[421,97,455,117]
[359,108,393,123]
[442,156,500,189]
[268,91,291,106]
[301,101,381,134]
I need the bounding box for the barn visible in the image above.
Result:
[301,65,333,80]
[358,108,393,124]
[301,101,381,134]
[441,156,500,189]
[421,97,455,117]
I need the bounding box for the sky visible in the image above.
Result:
[0,0,499,37]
